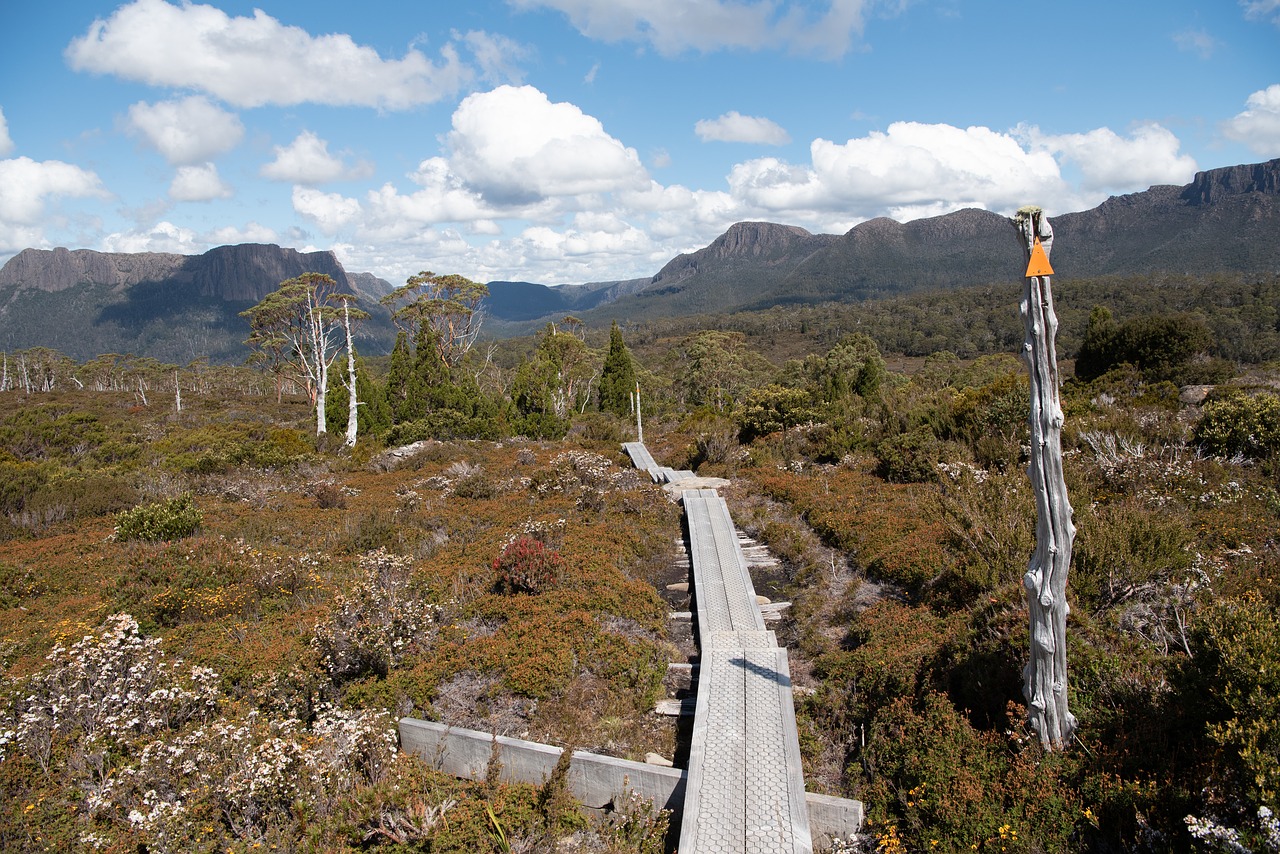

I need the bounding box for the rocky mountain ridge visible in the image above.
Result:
[0,243,361,303]
[0,244,388,363]
[582,158,1280,323]
[1,158,1277,360]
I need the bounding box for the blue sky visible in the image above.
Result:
[1,0,1277,287]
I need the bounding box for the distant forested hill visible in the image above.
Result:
[1,159,1277,361]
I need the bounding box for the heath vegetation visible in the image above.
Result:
[2,269,1279,852]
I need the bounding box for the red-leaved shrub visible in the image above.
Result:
[493,535,564,595]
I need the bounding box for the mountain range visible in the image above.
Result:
[1,158,1277,363]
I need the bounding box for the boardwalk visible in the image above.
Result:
[626,447,813,853]
[398,443,859,851]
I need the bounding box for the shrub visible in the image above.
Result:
[493,536,564,595]
[313,548,443,683]
[342,508,400,552]
[114,494,202,542]
[572,412,624,443]
[860,693,1081,852]
[1181,592,1280,811]
[735,384,821,443]
[453,470,500,500]
[312,482,348,509]
[1193,392,1280,460]
[1072,498,1194,610]
[876,427,943,483]
[513,412,570,441]
[1077,309,1225,385]
[4,613,220,770]
[385,411,504,443]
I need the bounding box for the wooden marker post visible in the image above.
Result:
[634,381,644,444]
[1014,206,1078,749]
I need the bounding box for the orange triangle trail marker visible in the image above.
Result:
[1026,236,1054,277]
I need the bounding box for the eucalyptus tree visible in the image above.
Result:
[511,322,599,437]
[380,271,488,369]
[674,330,772,412]
[241,273,362,437]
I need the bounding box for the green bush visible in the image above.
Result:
[386,411,504,444]
[876,427,943,483]
[1072,498,1194,609]
[860,692,1080,852]
[1076,309,1226,385]
[114,494,202,542]
[1193,392,1280,459]
[735,384,821,443]
[512,412,570,441]
[1182,592,1280,810]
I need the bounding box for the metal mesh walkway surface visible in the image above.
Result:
[622,445,812,853]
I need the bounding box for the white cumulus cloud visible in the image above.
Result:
[206,222,279,245]
[0,156,108,224]
[292,186,363,235]
[101,220,201,254]
[169,163,232,202]
[0,108,12,157]
[283,92,1216,285]
[726,122,1067,220]
[696,112,791,145]
[508,0,876,58]
[447,85,649,203]
[66,0,470,110]
[1022,123,1198,193]
[1222,84,1280,156]
[126,96,243,165]
[261,131,372,185]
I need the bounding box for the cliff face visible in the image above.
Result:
[0,244,394,363]
[584,159,1280,325]
[0,247,187,294]
[0,244,356,304]
[187,244,354,302]
[1052,158,1280,276]
[1181,158,1280,205]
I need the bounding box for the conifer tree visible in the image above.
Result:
[598,321,637,416]
[385,331,413,423]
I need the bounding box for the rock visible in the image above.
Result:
[1182,160,1280,205]
[756,595,771,605]
[666,582,690,592]
[371,440,438,471]
[644,753,674,767]
[1179,385,1215,406]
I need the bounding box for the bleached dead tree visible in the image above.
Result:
[336,296,370,448]
[1014,206,1078,749]
[241,273,352,437]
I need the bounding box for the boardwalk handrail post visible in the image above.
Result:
[1014,205,1078,750]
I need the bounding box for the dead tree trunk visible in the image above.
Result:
[1015,206,1078,749]
[342,299,359,449]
